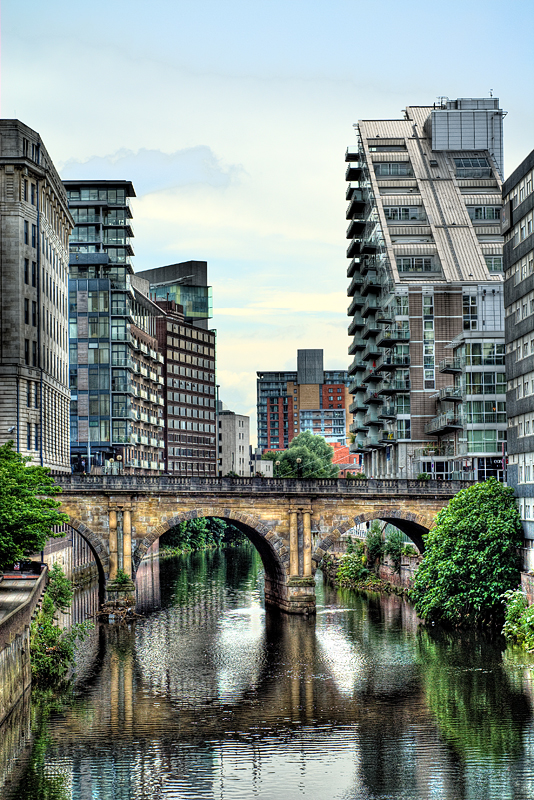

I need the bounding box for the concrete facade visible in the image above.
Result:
[0,120,72,472]
[503,148,534,568]
[346,98,506,481]
[55,475,470,614]
[218,404,250,476]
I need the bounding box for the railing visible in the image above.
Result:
[55,475,474,495]
[438,358,462,373]
[413,442,456,458]
[424,412,462,435]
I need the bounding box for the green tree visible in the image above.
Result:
[0,441,68,571]
[384,527,405,574]
[261,433,338,478]
[365,521,384,570]
[411,478,522,626]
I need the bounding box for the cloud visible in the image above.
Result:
[59,147,244,196]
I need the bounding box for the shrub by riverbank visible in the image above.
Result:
[322,552,409,597]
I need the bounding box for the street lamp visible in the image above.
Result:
[275,460,280,478]
[296,457,302,479]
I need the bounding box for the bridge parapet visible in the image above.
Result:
[55,475,473,497]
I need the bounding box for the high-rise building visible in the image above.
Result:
[65,181,165,473]
[217,402,250,476]
[154,300,217,476]
[346,98,506,480]
[0,120,72,472]
[503,148,534,568]
[257,349,352,451]
[138,263,217,476]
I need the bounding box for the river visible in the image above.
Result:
[4,544,534,800]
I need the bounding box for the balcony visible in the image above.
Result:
[346,218,366,238]
[362,319,381,339]
[345,186,366,207]
[345,147,360,163]
[347,274,363,296]
[378,379,411,395]
[349,420,369,434]
[438,385,462,402]
[376,354,411,371]
[349,377,367,394]
[348,358,366,376]
[438,358,462,374]
[350,440,367,454]
[348,295,365,316]
[362,342,382,362]
[157,353,164,364]
[380,430,397,443]
[347,238,362,258]
[414,442,456,458]
[345,163,363,181]
[376,326,410,347]
[379,404,397,420]
[363,434,383,449]
[363,388,384,405]
[458,441,504,455]
[347,257,361,278]
[376,306,393,325]
[348,315,365,335]
[363,365,383,383]
[424,412,463,435]
[348,336,366,355]
[362,296,380,317]
[361,271,382,295]
[363,412,382,427]
[349,399,368,414]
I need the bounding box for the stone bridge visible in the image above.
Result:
[55,476,470,614]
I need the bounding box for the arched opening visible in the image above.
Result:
[133,512,287,599]
[314,509,433,564]
[62,519,108,603]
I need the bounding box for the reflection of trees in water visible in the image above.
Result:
[417,627,530,762]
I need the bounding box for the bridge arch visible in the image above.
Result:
[133,508,288,589]
[61,516,109,597]
[313,507,433,565]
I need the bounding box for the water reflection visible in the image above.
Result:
[6,545,534,799]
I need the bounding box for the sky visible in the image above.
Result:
[3,0,534,443]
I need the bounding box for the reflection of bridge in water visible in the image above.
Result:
[57,475,470,613]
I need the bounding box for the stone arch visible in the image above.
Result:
[63,515,109,593]
[312,507,434,565]
[133,507,288,587]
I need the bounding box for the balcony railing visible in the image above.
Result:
[438,385,462,402]
[438,358,462,373]
[413,442,456,458]
[424,412,463,435]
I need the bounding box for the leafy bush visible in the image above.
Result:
[337,552,369,585]
[385,528,405,574]
[365,522,384,569]
[113,568,132,587]
[160,517,245,553]
[502,589,534,649]
[402,543,419,557]
[30,565,93,687]
[353,472,367,480]
[417,472,431,481]
[411,478,522,627]
[224,470,240,478]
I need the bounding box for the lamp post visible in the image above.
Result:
[296,457,302,479]
[275,460,280,478]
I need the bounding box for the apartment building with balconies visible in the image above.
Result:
[0,120,72,473]
[257,349,352,452]
[346,98,506,479]
[65,181,165,474]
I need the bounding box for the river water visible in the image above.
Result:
[5,544,534,800]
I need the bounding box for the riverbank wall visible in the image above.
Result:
[322,552,421,593]
[0,569,47,727]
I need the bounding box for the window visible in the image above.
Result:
[24,259,29,284]
[31,262,36,287]
[24,339,30,365]
[27,423,31,451]
[31,224,36,248]
[24,298,29,325]
[34,423,39,451]
[26,381,31,408]
[383,206,425,221]
[463,294,478,330]
[374,163,413,177]
[485,255,503,272]
[24,221,29,245]
[30,184,35,205]
[32,341,37,366]
[454,157,492,179]
[397,419,411,439]
[467,206,501,221]
[32,301,37,327]
[397,257,437,273]
[396,396,410,414]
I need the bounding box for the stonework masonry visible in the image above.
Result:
[56,476,468,614]
[0,120,72,472]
